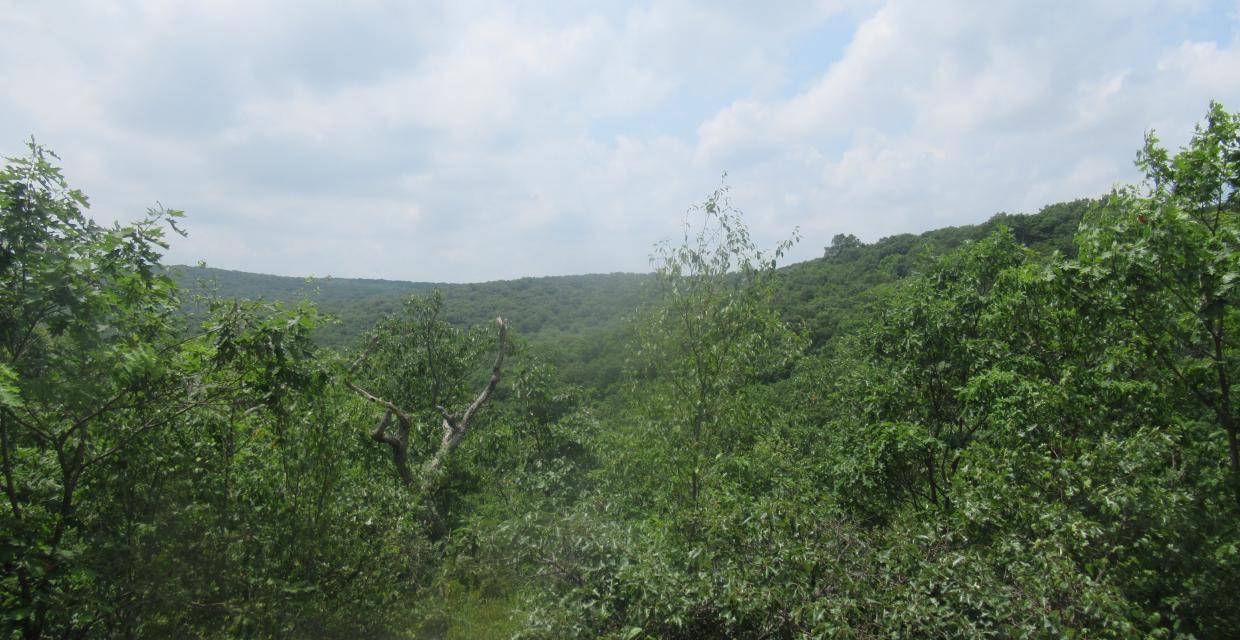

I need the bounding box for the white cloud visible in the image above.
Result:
[692,0,1240,260]
[0,0,1237,280]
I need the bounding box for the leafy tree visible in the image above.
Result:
[814,231,1028,516]
[0,142,190,638]
[632,183,802,523]
[345,291,508,497]
[824,232,863,259]
[1078,101,1240,481]
[0,144,424,638]
[92,298,423,638]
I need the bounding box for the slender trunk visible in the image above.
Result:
[690,409,702,507]
[1212,323,1238,476]
[1218,365,1238,477]
[1204,314,1240,508]
[28,429,89,640]
[2,414,37,639]
[1227,418,1239,476]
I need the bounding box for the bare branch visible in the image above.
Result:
[460,318,508,428]
[348,335,381,374]
[345,380,412,430]
[421,318,508,489]
[435,405,456,427]
[371,409,393,442]
[345,380,414,485]
[348,316,508,491]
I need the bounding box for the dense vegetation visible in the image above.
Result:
[172,198,1088,389]
[2,103,1237,638]
[173,267,647,392]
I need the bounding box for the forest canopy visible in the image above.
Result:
[1,103,1239,638]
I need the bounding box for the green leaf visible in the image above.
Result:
[0,363,22,408]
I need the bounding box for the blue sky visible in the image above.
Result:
[2,0,1238,281]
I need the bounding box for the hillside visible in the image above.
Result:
[10,102,1240,639]
[173,267,647,342]
[171,266,651,388]
[774,198,1091,345]
[173,198,1091,353]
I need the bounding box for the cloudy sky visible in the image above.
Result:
[2,1,1238,282]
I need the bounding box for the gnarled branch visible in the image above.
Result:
[422,318,507,491]
[346,317,508,490]
[345,379,414,485]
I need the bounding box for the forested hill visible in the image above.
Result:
[171,197,1091,350]
[171,266,650,347]
[7,104,1240,639]
[774,198,1090,345]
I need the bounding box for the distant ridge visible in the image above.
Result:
[170,265,652,351]
[170,198,1092,354]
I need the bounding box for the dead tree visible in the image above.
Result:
[345,317,508,491]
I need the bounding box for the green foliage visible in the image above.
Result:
[174,266,649,391]
[0,141,186,638]
[5,104,1237,639]
[0,143,420,638]
[347,289,515,530]
[775,198,1092,347]
[170,197,1087,392]
[88,301,425,637]
[1076,101,1240,479]
[360,291,492,418]
[479,104,1240,639]
[630,183,804,524]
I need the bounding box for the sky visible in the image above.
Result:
[2,0,1239,282]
